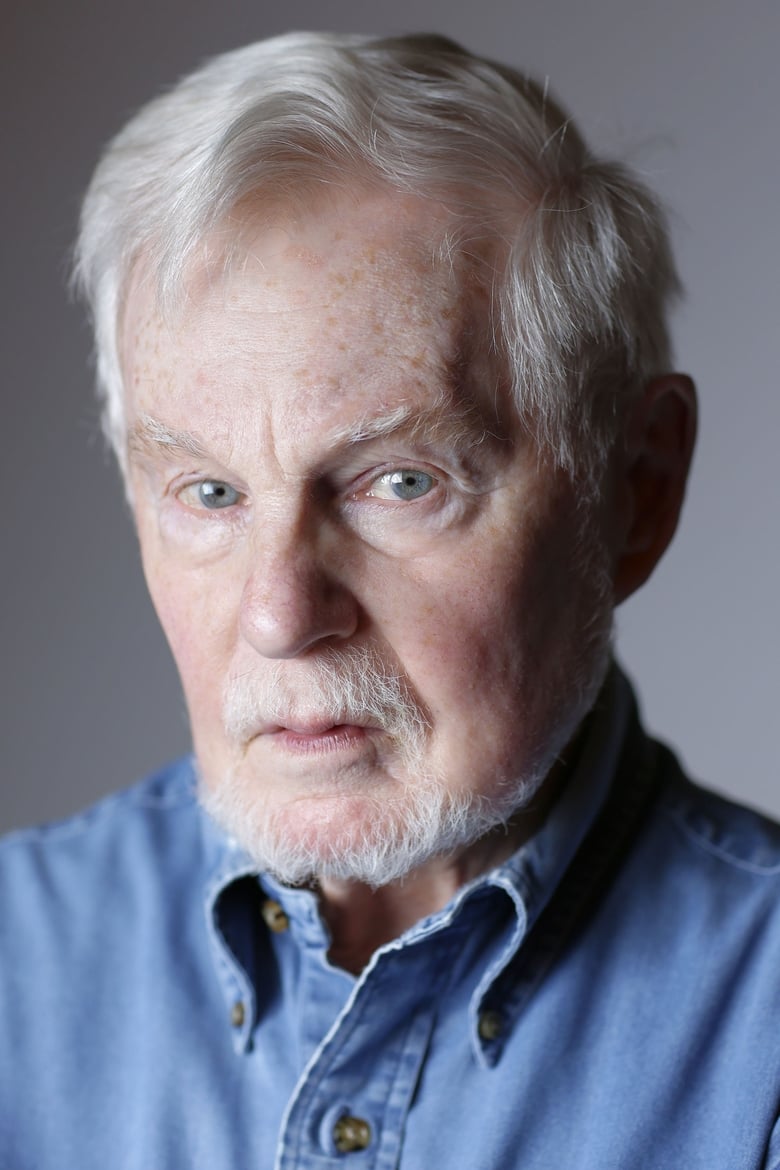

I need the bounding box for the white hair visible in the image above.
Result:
[73,31,680,480]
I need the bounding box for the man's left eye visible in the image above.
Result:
[367,469,437,501]
[181,480,242,510]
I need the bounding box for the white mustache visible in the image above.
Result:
[222,646,430,747]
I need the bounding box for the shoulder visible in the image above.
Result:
[609,741,780,966]
[0,756,198,852]
[0,759,237,1160]
[0,758,204,925]
[653,746,780,877]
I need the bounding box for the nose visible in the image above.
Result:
[239,527,359,660]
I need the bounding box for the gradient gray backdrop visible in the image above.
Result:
[3,0,778,833]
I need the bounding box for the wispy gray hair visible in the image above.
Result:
[73,31,680,481]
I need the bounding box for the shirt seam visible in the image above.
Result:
[660,800,780,876]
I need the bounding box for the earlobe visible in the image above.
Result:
[613,374,697,605]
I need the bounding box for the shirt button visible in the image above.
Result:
[261,898,290,932]
[333,1115,372,1153]
[478,1009,504,1041]
[230,1001,246,1028]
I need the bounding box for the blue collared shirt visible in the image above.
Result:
[2,668,780,1168]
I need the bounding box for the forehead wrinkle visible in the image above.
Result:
[318,311,509,458]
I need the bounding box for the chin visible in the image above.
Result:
[198,764,547,889]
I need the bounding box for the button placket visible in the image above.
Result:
[277,945,450,1170]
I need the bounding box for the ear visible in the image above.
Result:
[612,374,697,605]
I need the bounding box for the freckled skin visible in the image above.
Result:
[122,192,617,936]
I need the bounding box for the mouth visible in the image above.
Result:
[263,721,379,756]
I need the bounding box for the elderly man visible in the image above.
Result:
[2,31,779,1169]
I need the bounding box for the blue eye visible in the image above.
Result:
[369,469,436,501]
[197,480,241,509]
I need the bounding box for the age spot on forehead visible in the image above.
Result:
[288,245,323,269]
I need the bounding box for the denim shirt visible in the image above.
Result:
[2,668,780,1169]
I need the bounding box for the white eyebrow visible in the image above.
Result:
[329,403,419,445]
[329,393,488,452]
[127,413,211,461]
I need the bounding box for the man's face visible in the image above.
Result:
[122,193,615,886]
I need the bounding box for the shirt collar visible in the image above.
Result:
[499,662,632,931]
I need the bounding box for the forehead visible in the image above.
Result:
[121,191,507,443]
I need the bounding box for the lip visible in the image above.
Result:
[267,723,375,755]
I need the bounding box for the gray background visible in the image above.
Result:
[2,0,778,834]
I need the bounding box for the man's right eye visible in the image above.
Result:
[178,480,243,510]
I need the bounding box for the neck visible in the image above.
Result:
[317,791,556,975]
[314,709,597,974]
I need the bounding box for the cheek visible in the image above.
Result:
[382,550,534,709]
[387,517,583,741]
[439,531,561,652]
